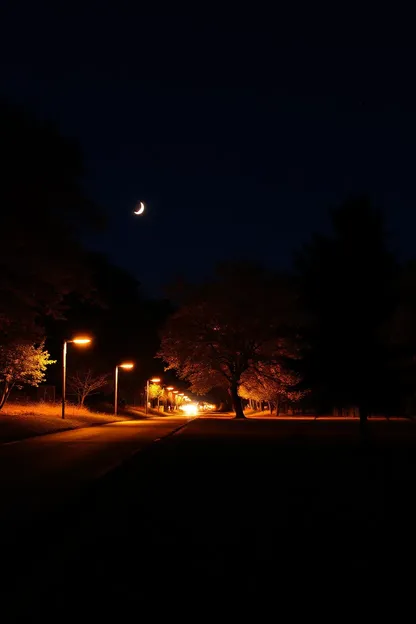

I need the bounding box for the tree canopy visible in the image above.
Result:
[0,102,103,346]
[0,341,56,409]
[159,263,303,418]
[295,196,398,419]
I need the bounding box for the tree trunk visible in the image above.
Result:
[0,382,12,410]
[268,401,272,414]
[0,388,8,410]
[230,382,245,419]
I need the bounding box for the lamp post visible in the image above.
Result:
[166,386,174,412]
[115,362,134,415]
[146,377,161,415]
[173,390,179,411]
[62,336,91,420]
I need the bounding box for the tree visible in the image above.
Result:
[175,394,185,409]
[295,196,398,424]
[148,382,163,407]
[0,341,56,409]
[0,102,104,346]
[384,260,416,415]
[240,361,306,414]
[159,263,301,418]
[68,369,109,407]
[45,252,172,390]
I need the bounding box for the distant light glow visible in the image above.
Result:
[119,362,134,369]
[150,377,161,383]
[182,403,199,416]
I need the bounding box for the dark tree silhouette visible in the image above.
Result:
[44,252,172,399]
[295,196,398,425]
[0,101,103,346]
[386,259,416,415]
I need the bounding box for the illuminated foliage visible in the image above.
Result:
[148,382,163,401]
[239,361,307,411]
[175,394,185,407]
[159,263,302,418]
[0,341,56,409]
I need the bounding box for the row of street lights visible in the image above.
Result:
[61,335,186,419]
[61,336,135,419]
[145,379,188,414]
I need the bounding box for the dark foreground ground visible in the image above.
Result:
[1,417,416,619]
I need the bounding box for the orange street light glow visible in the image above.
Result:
[151,377,161,383]
[72,337,92,345]
[119,362,134,369]
[166,386,174,391]
[173,390,179,394]
[182,403,198,416]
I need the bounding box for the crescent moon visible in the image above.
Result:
[134,201,145,215]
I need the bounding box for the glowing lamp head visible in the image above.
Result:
[119,362,134,370]
[150,377,161,383]
[173,390,179,394]
[72,337,92,345]
[166,386,174,391]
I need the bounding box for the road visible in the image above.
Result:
[0,415,193,518]
[2,416,416,618]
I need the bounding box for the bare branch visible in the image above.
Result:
[68,369,109,406]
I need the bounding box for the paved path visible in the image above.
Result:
[0,415,194,515]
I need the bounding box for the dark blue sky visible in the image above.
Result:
[2,4,416,294]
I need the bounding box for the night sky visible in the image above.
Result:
[2,4,416,294]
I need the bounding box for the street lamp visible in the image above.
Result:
[115,362,134,415]
[62,336,91,420]
[165,386,174,413]
[146,377,161,415]
[172,390,179,411]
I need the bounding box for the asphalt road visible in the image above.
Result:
[0,415,193,520]
[2,416,416,618]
